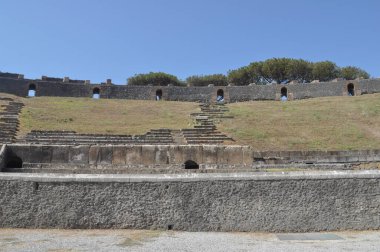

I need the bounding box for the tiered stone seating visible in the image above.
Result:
[182,103,234,144]
[21,129,174,145]
[0,98,24,143]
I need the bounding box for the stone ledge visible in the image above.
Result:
[1,170,380,183]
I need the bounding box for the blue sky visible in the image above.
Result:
[0,0,379,84]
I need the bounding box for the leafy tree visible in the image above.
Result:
[246,61,266,84]
[127,72,182,86]
[261,58,292,84]
[340,66,370,80]
[287,59,313,83]
[227,66,252,86]
[312,61,340,82]
[186,74,228,86]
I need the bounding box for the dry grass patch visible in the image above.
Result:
[219,94,380,151]
[19,97,199,137]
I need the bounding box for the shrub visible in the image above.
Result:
[186,74,228,86]
[127,72,182,86]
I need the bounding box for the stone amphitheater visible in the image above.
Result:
[1,72,380,232]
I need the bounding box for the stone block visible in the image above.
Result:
[69,146,89,164]
[99,146,113,164]
[51,146,69,163]
[29,146,52,163]
[182,145,203,164]
[141,145,156,165]
[203,145,218,164]
[168,145,183,164]
[155,145,169,165]
[126,146,142,164]
[8,145,31,163]
[112,146,126,165]
[223,146,243,165]
[89,146,100,165]
[242,146,253,165]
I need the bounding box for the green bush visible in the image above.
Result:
[127,72,182,86]
[340,66,370,80]
[186,74,228,86]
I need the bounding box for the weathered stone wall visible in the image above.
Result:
[5,144,380,170]
[1,75,380,102]
[0,171,380,232]
[5,144,253,169]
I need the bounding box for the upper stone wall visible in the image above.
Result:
[0,73,380,102]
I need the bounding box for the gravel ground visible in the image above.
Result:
[0,229,380,252]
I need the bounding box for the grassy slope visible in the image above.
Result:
[219,94,380,151]
[18,97,199,137]
[3,92,380,151]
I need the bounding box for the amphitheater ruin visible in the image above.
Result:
[1,72,380,232]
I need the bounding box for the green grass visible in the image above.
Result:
[3,92,380,151]
[18,96,199,137]
[219,94,380,151]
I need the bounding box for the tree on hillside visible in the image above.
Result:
[287,59,313,83]
[127,72,182,86]
[340,66,370,80]
[261,58,292,84]
[227,66,252,86]
[186,74,228,86]
[312,61,340,82]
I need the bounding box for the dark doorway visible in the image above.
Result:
[347,83,355,96]
[6,156,23,168]
[93,87,100,99]
[184,160,199,169]
[28,83,36,97]
[217,89,224,102]
[156,89,163,100]
[281,87,288,101]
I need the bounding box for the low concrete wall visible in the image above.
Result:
[0,171,380,231]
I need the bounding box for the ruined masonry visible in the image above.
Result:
[1,72,380,232]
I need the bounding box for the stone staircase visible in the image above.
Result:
[0,98,24,144]
[181,103,234,144]
[20,129,175,145]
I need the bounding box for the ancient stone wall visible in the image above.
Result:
[1,75,380,102]
[0,171,380,231]
[4,144,380,170]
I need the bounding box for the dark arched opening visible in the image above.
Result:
[217,89,224,102]
[6,156,23,168]
[281,87,288,101]
[28,83,36,97]
[93,87,100,99]
[184,160,199,169]
[156,89,163,100]
[347,83,355,96]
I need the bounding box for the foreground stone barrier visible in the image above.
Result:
[0,171,379,231]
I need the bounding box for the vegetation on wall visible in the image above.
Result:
[186,74,228,86]
[227,58,370,85]
[127,72,183,86]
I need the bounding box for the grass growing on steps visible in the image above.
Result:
[219,94,380,151]
[18,97,199,137]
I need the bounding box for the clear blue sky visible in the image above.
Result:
[0,0,379,84]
